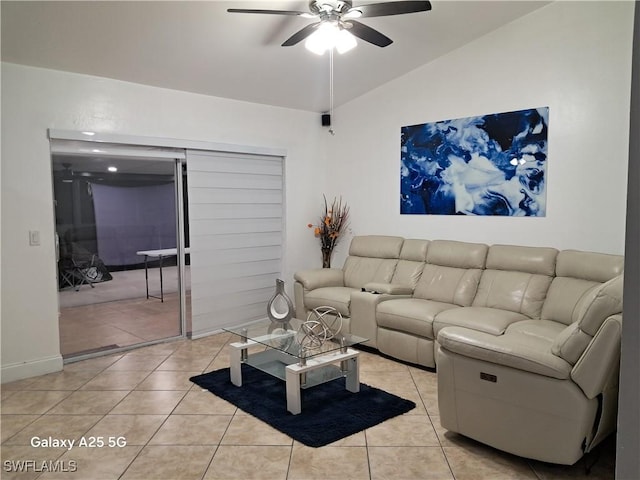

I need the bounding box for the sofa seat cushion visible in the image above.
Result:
[363,282,413,295]
[377,298,459,339]
[304,287,356,317]
[438,326,572,379]
[433,307,529,337]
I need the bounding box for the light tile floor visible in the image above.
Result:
[1,333,617,480]
[58,265,190,358]
[59,293,187,358]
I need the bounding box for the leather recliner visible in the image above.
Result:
[437,251,624,465]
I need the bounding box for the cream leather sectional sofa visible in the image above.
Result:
[293,235,624,465]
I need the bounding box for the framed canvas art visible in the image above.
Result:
[401,107,548,216]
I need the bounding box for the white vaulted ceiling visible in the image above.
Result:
[1,1,549,112]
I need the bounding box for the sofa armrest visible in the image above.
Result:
[571,314,622,399]
[437,326,572,380]
[294,268,344,290]
[363,282,413,295]
[350,290,412,348]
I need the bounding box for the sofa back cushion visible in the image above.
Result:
[413,240,488,305]
[391,239,429,289]
[348,235,404,258]
[572,274,624,335]
[551,274,624,365]
[541,250,624,325]
[427,239,488,268]
[472,245,558,318]
[343,235,403,288]
[555,250,624,282]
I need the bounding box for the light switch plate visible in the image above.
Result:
[29,230,40,246]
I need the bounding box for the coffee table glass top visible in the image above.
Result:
[223,317,367,360]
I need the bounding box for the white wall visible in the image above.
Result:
[0,63,327,382]
[327,1,634,265]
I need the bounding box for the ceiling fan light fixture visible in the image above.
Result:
[335,28,357,54]
[305,23,337,55]
[304,23,357,55]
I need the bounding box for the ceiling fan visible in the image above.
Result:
[228,0,432,50]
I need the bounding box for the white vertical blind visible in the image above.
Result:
[186,150,284,337]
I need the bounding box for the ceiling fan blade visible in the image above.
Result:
[345,20,392,47]
[282,22,321,46]
[227,8,308,16]
[348,1,431,18]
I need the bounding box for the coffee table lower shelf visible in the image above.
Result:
[229,341,360,415]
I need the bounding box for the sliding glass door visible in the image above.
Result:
[49,133,285,358]
[52,147,186,359]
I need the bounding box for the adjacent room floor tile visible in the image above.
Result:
[79,370,150,391]
[0,415,40,443]
[149,414,232,445]
[119,445,214,480]
[19,371,97,391]
[368,446,454,480]
[109,390,186,415]
[288,445,370,480]
[39,445,143,480]
[47,390,129,415]
[3,414,102,446]
[365,414,440,447]
[156,354,214,372]
[443,444,538,480]
[135,370,202,390]
[82,414,168,445]
[104,354,170,371]
[204,445,291,480]
[172,390,237,415]
[0,391,72,414]
[220,415,292,446]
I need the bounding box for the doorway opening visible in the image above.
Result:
[51,146,189,359]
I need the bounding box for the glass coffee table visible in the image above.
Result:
[224,318,367,414]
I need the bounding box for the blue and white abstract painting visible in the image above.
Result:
[401,107,549,216]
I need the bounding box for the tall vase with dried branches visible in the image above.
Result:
[308,196,350,268]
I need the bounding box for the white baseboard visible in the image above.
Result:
[189,328,225,340]
[1,354,64,384]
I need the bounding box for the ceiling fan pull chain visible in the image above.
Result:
[329,48,335,135]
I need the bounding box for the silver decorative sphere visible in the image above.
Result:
[297,319,327,350]
[296,307,344,352]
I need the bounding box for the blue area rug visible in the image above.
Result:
[190,364,415,447]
